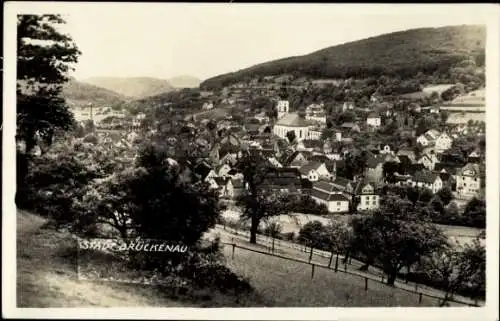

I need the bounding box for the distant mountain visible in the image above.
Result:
[168,75,201,89]
[201,25,485,89]
[82,77,175,99]
[62,78,128,107]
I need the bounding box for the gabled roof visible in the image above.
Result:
[193,161,212,179]
[299,162,325,175]
[459,163,481,177]
[367,112,380,119]
[353,180,376,195]
[275,113,313,127]
[301,139,323,149]
[332,176,353,190]
[312,180,341,194]
[413,170,439,184]
[311,189,349,202]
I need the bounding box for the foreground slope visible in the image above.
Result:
[201,25,485,89]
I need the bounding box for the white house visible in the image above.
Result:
[456,163,482,199]
[411,170,443,193]
[299,162,331,182]
[342,101,355,112]
[305,103,327,124]
[435,132,453,153]
[202,102,214,110]
[417,153,439,170]
[366,113,381,127]
[311,180,350,213]
[217,164,232,178]
[353,181,380,211]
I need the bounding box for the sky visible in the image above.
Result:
[17,3,493,81]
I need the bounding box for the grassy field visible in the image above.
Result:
[221,243,443,307]
[16,210,266,307]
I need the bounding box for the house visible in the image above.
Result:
[299,162,331,182]
[202,102,214,110]
[353,180,380,211]
[417,153,439,170]
[435,132,453,153]
[342,101,355,111]
[416,133,436,147]
[468,150,481,163]
[262,168,302,194]
[340,122,361,133]
[396,148,417,163]
[217,164,232,178]
[364,156,385,185]
[297,139,323,152]
[366,113,381,127]
[284,151,309,168]
[311,180,350,213]
[411,170,443,193]
[456,163,482,199]
[305,103,327,123]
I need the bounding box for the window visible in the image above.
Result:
[372,201,376,205]
[337,202,341,206]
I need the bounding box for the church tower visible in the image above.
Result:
[277,100,290,119]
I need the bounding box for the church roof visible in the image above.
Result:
[275,113,313,127]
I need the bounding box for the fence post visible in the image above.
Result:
[418,293,423,304]
[381,275,384,283]
[232,243,235,260]
[415,282,418,291]
[311,264,315,279]
[365,277,368,291]
[328,252,334,268]
[334,253,339,272]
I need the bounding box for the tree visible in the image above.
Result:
[17,15,81,155]
[462,197,486,228]
[350,209,447,285]
[235,151,284,244]
[437,187,454,206]
[298,221,328,263]
[286,130,297,144]
[264,221,282,253]
[325,220,353,270]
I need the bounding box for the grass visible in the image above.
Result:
[221,244,444,307]
[16,210,266,307]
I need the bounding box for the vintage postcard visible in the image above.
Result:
[2,2,499,320]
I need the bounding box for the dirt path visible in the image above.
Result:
[16,210,191,307]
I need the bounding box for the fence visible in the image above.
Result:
[218,227,482,307]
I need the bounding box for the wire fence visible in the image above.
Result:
[218,226,482,307]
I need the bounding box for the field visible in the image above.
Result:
[446,112,486,124]
[221,243,443,307]
[15,210,265,307]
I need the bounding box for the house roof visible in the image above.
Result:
[301,139,323,149]
[313,180,340,193]
[275,113,313,127]
[341,122,359,128]
[459,163,481,177]
[311,189,349,202]
[332,176,353,190]
[413,170,439,184]
[299,162,325,176]
[193,161,212,179]
[367,112,380,119]
[353,180,376,195]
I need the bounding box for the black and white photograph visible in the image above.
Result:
[2,2,499,320]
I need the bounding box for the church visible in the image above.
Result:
[272,99,318,142]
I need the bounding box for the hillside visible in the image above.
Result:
[62,78,129,107]
[83,77,175,99]
[168,75,201,89]
[201,25,485,89]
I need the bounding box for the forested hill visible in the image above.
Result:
[201,25,485,89]
[62,78,129,107]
